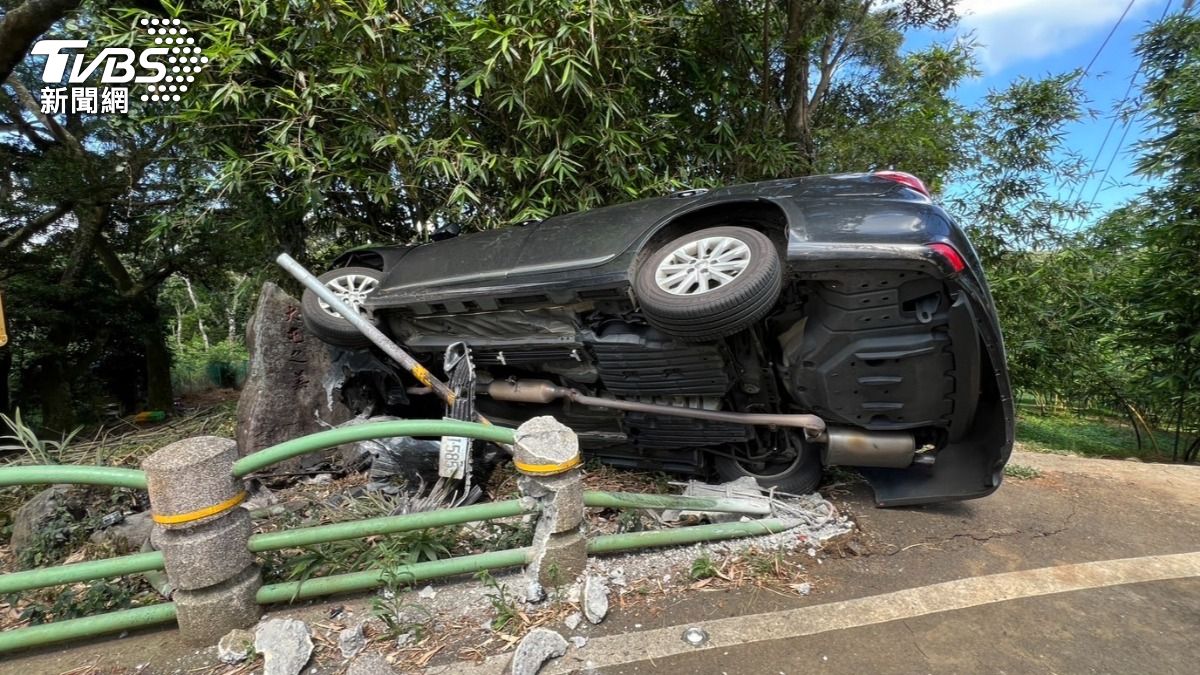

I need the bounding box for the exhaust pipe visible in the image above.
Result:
[486,379,826,433]
[821,427,916,468]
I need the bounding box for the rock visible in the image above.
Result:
[339,622,366,659]
[418,585,437,600]
[254,618,313,675]
[89,511,154,553]
[794,582,812,596]
[235,282,352,471]
[347,653,397,675]
[582,574,609,625]
[564,612,582,631]
[217,628,255,664]
[570,636,588,649]
[9,485,87,555]
[510,628,568,675]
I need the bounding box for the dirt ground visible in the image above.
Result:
[5,446,1200,674]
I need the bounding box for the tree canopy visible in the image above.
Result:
[0,0,1196,459]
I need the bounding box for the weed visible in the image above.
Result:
[747,547,787,577]
[476,570,520,631]
[370,560,431,639]
[689,555,719,581]
[616,509,648,533]
[0,409,83,465]
[1004,463,1042,480]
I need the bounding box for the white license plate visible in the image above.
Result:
[439,436,471,480]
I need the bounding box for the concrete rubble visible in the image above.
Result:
[338,622,367,659]
[582,574,609,624]
[254,618,314,675]
[510,627,568,675]
[216,628,255,664]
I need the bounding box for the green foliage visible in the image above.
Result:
[1002,463,1042,480]
[171,338,249,393]
[1017,411,1177,461]
[476,569,520,632]
[689,554,719,581]
[12,578,147,625]
[0,409,82,464]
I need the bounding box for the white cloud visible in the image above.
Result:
[956,0,1163,73]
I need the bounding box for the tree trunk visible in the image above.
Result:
[35,355,73,433]
[138,300,173,411]
[0,346,11,414]
[181,275,209,350]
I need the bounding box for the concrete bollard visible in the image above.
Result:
[142,436,261,644]
[514,416,586,592]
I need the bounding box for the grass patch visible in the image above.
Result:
[1003,463,1042,480]
[1016,411,1184,462]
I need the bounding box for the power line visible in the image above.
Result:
[1079,0,1138,80]
[1081,0,1175,205]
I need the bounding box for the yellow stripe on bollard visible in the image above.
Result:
[513,455,582,475]
[151,491,247,525]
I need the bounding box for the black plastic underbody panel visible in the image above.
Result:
[784,271,956,431]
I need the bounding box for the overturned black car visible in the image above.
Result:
[302,172,1014,506]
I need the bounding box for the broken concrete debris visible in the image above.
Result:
[338,621,367,659]
[564,611,583,631]
[582,574,609,624]
[216,628,255,664]
[254,618,314,675]
[510,627,568,675]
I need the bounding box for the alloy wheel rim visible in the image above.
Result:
[317,274,378,318]
[654,235,752,296]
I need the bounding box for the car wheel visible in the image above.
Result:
[713,440,823,494]
[634,226,782,341]
[301,266,383,348]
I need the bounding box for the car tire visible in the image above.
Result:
[713,441,823,495]
[634,226,782,341]
[301,266,383,348]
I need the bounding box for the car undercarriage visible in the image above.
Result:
[304,173,1015,506]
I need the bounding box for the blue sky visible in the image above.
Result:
[907,0,1179,221]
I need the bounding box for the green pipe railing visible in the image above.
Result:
[588,518,797,554]
[248,499,529,552]
[0,419,802,655]
[233,420,516,477]
[0,518,800,653]
[0,465,148,490]
[0,491,779,594]
[257,547,532,604]
[584,491,771,515]
[0,602,178,654]
[0,551,166,595]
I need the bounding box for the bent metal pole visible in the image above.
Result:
[275,253,491,425]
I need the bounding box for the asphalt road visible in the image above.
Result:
[525,449,1200,675]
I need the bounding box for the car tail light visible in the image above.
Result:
[874,170,930,197]
[927,243,966,274]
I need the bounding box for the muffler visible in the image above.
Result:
[820,427,916,468]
